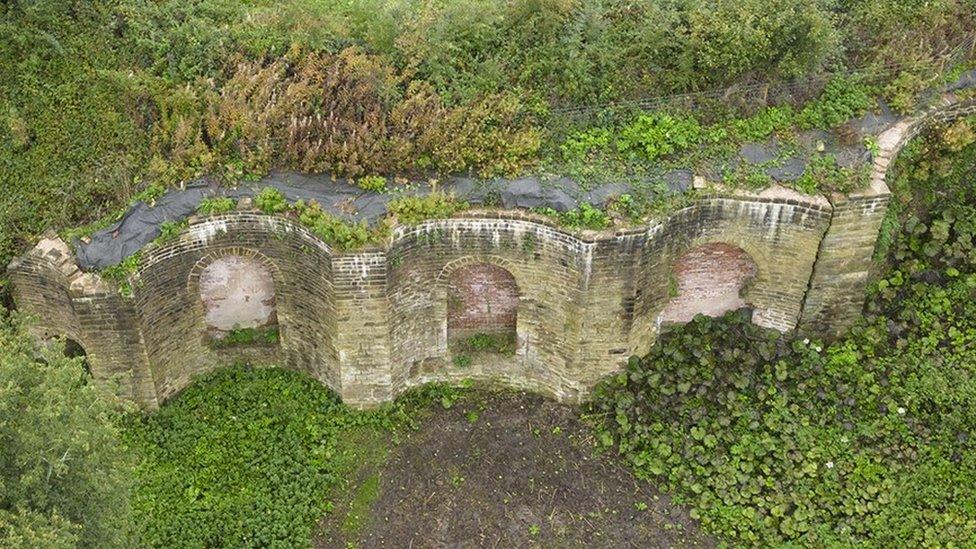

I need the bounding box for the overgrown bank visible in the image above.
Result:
[591,118,976,545]
[3,0,974,292]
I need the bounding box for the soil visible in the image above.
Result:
[314,390,713,548]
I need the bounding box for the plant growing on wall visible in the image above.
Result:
[197,197,237,215]
[254,187,288,214]
[356,176,387,193]
[387,193,468,225]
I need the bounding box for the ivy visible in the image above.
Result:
[591,124,976,545]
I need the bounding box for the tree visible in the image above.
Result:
[0,311,136,548]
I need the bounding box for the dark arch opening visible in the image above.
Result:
[63,338,91,377]
[447,263,519,358]
[659,242,758,324]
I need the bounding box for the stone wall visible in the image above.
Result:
[798,95,976,336]
[12,95,976,409]
[9,189,835,409]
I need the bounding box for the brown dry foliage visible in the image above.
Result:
[148,46,543,183]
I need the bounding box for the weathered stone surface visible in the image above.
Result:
[199,255,277,333]
[664,169,694,193]
[500,177,578,211]
[11,95,975,410]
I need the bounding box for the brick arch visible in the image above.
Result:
[426,255,528,362]
[187,248,283,338]
[435,255,521,288]
[445,262,520,342]
[658,242,759,324]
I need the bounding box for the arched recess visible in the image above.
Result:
[187,248,282,347]
[435,256,524,364]
[659,242,759,324]
[57,337,92,377]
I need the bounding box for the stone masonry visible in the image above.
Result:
[8,96,975,409]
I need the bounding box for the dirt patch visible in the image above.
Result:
[315,391,713,548]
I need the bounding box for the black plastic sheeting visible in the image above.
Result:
[74,171,691,270]
[80,71,975,272]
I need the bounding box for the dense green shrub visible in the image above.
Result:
[795,76,875,130]
[0,312,136,548]
[617,113,703,161]
[254,187,287,214]
[122,366,369,547]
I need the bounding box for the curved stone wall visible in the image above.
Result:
[131,214,340,402]
[10,96,975,409]
[799,94,976,335]
[387,217,591,402]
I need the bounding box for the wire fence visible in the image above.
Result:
[549,32,976,119]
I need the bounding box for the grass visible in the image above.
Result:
[330,429,390,538]
[450,332,517,356]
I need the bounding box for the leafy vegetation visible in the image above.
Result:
[210,326,280,348]
[155,220,188,244]
[387,192,468,225]
[0,312,136,548]
[591,118,976,545]
[122,364,461,548]
[555,75,878,197]
[3,0,973,297]
[294,200,379,251]
[254,187,288,215]
[100,252,143,297]
[196,197,236,215]
[356,176,387,193]
[535,203,613,231]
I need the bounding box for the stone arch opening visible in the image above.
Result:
[63,338,91,376]
[446,262,520,356]
[659,242,758,324]
[197,254,279,346]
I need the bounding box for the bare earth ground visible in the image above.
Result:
[314,390,713,548]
